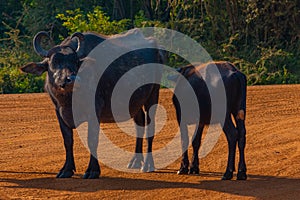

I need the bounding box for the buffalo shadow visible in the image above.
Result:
[0,170,299,199]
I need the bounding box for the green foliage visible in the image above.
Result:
[164,0,300,85]
[0,66,45,94]
[0,0,24,38]
[56,7,131,34]
[0,0,299,93]
[21,0,107,39]
[0,26,44,94]
[220,35,296,84]
[134,10,165,28]
[230,55,298,85]
[219,33,299,85]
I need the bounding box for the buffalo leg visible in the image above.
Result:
[141,111,155,172]
[189,124,204,175]
[177,123,189,175]
[222,116,238,180]
[128,108,145,169]
[236,119,247,180]
[142,88,159,172]
[175,94,189,175]
[56,110,76,178]
[83,118,100,179]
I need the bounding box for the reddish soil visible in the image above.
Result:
[0,85,299,199]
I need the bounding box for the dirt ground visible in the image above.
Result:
[0,85,299,199]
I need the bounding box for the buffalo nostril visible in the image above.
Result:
[66,77,73,83]
[60,83,66,88]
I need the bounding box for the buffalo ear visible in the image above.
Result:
[20,61,48,76]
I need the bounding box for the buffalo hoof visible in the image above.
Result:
[127,154,143,169]
[56,170,74,178]
[141,153,155,172]
[177,167,189,175]
[221,170,233,180]
[189,166,199,175]
[141,163,155,172]
[237,170,247,180]
[83,171,100,179]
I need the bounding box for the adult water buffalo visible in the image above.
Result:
[21,29,164,179]
[172,61,247,180]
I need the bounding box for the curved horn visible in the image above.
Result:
[71,32,85,58]
[33,31,51,57]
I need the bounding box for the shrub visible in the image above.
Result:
[56,6,131,34]
[0,26,45,93]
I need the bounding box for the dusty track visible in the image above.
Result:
[0,85,299,199]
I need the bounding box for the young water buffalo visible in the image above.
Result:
[21,29,164,178]
[173,61,247,180]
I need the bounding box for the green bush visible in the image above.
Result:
[0,66,45,94]
[0,27,45,93]
[220,37,299,85]
[56,6,131,34]
[1,1,299,94]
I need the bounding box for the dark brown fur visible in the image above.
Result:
[174,61,247,180]
[21,31,163,178]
